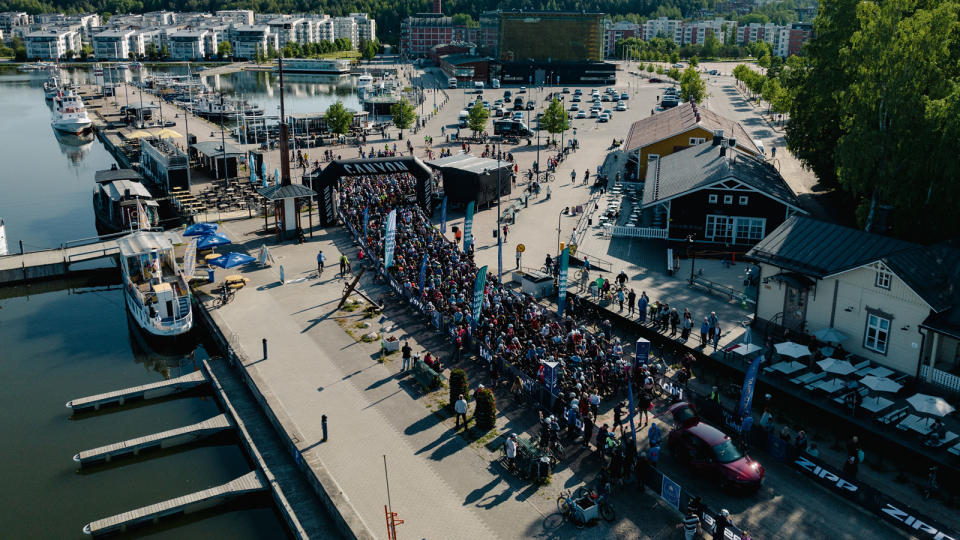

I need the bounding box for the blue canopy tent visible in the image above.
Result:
[196,232,232,250]
[209,252,255,269]
[184,222,219,236]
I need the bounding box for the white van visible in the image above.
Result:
[474,81,484,92]
[458,110,469,128]
[448,77,458,89]
[491,78,500,89]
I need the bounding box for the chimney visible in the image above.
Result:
[433,0,442,14]
[712,129,724,146]
[720,145,726,157]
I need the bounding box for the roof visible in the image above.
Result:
[95,168,141,183]
[99,179,154,202]
[883,240,960,313]
[257,183,317,200]
[685,422,729,446]
[191,140,243,157]
[641,143,801,209]
[426,153,512,175]
[624,102,759,155]
[439,53,488,66]
[747,216,916,279]
[117,231,175,256]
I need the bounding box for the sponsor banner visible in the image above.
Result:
[384,209,397,268]
[440,196,447,234]
[182,238,198,278]
[556,247,570,316]
[660,474,681,509]
[463,201,475,253]
[737,355,762,418]
[471,265,488,328]
[362,206,369,240]
[418,255,428,297]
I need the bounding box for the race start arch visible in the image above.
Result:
[304,156,436,227]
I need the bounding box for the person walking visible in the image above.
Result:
[638,292,649,323]
[339,253,350,277]
[637,391,651,426]
[713,324,722,351]
[617,288,625,312]
[454,394,468,429]
[678,508,702,540]
[669,308,680,337]
[502,225,509,242]
[401,341,412,371]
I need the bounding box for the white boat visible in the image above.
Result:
[357,72,374,86]
[43,76,61,99]
[51,89,92,134]
[115,62,129,70]
[278,58,351,75]
[18,61,53,72]
[0,218,7,256]
[93,167,159,233]
[118,231,193,339]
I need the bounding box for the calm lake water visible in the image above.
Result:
[0,65,358,252]
[0,279,287,539]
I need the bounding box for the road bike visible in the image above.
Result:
[212,283,237,308]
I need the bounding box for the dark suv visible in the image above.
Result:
[666,402,765,492]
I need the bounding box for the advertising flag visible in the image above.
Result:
[136,199,150,230]
[439,196,447,234]
[260,158,267,184]
[463,201,475,253]
[182,237,198,278]
[274,167,280,186]
[362,207,369,241]
[557,247,570,316]
[384,209,397,268]
[248,154,255,182]
[471,265,488,328]
[737,355,763,418]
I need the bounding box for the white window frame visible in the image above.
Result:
[689,137,706,145]
[647,153,659,162]
[708,194,718,204]
[864,313,890,354]
[875,267,892,290]
[733,216,766,244]
[723,195,733,204]
[705,215,734,240]
[739,195,749,206]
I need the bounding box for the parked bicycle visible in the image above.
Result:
[213,282,237,308]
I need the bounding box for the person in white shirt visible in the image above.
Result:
[505,433,518,470]
[455,394,468,429]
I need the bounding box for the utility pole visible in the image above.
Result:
[185,65,193,191]
[219,92,227,180]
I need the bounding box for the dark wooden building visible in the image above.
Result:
[640,139,805,248]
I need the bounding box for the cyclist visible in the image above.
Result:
[339,253,350,276]
[317,249,326,277]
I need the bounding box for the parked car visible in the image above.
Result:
[601,94,611,102]
[572,95,581,102]
[597,113,609,123]
[494,107,505,117]
[519,86,527,94]
[649,78,663,83]
[526,100,535,110]
[504,90,512,100]
[574,88,582,95]
[616,102,627,111]
[569,103,580,111]
[673,62,684,68]
[512,111,524,121]
[620,92,629,100]
[575,110,586,119]
[562,87,570,93]
[666,402,765,493]
[590,109,599,118]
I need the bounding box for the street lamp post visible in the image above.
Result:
[559,95,565,158]
[496,140,503,281]
[687,235,697,284]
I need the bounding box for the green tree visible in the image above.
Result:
[539,98,569,142]
[451,13,478,27]
[325,100,353,136]
[64,49,75,60]
[702,33,721,58]
[761,77,784,114]
[669,51,680,64]
[390,98,417,139]
[689,56,699,67]
[646,62,655,72]
[145,42,157,60]
[217,40,232,58]
[254,44,265,65]
[474,388,497,432]
[13,36,26,61]
[680,66,707,103]
[449,368,468,409]
[79,44,92,61]
[666,67,681,81]
[467,100,489,135]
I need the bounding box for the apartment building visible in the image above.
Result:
[216,10,254,26]
[0,12,30,34]
[333,16,358,48]
[169,29,206,60]
[642,17,684,43]
[25,28,81,59]
[93,29,134,59]
[230,25,277,59]
[604,21,641,57]
[351,12,376,43]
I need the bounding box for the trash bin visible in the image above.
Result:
[207,268,215,283]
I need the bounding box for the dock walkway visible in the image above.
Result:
[83,470,266,536]
[0,239,119,284]
[66,370,208,412]
[73,413,232,465]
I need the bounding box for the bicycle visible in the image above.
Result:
[574,486,616,522]
[212,283,236,308]
[556,489,587,529]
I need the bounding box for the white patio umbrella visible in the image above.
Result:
[860,375,902,410]
[817,357,856,376]
[734,343,763,356]
[860,375,902,394]
[775,341,811,358]
[813,327,849,343]
[907,393,955,418]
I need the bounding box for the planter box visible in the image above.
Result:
[381,338,400,352]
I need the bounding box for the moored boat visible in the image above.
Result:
[117,231,193,339]
[93,167,160,233]
[51,89,92,134]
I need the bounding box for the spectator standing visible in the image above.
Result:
[582,412,595,448]
[678,509,701,540]
[504,434,517,470]
[627,289,637,316]
[454,394,468,429]
[700,318,710,347]
[589,390,601,418]
[401,342,412,371]
[681,309,693,341]
[638,292,649,323]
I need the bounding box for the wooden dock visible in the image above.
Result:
[66,370,209,412]
[73,413,233,466]
[83,470,266,536]
[0,239,120,284]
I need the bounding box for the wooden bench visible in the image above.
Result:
[411,359,445,390]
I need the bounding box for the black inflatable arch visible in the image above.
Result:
[304,156,436,227]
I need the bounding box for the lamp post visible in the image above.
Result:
[556,208,566,258]
[496,139,503,281]
[559,95,565,158]
[687,234,696,284]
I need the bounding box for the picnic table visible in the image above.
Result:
[860,397,893,413]
[813,378,846,394]
[865,366,894,378]
[897,414,933,435]
[770,361,806,375]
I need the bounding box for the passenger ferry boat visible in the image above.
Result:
[93,167,159,233]
[191,94,263,120]
[278,58,351,75]
[118,231,193,339]
[51,89,92,134]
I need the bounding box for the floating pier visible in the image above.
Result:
[66,370,209,412]
[0,239,119,284]
[82,470,266,536]
[73,413,233,466]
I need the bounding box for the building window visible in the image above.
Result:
[734,217,765,243]
[875,267,892,289]
[864,313,890,354]
[647,154,659,162]
[689,137,706,145]
[705,215,734,241]
[723,195,733,204]
[739,195,749,205]
[708,194,718,204]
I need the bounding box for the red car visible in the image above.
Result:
[666,402,765,492]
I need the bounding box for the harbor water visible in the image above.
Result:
[0,279,287,538]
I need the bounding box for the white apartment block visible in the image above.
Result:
[203,27,227,55]
[643,17,684,44]
[736,22,778,47]
[267,17,305,45]
[25,28,81,59]
[216,10,254,26]
[169,30,206,60]
[313,18,334,42]
[0,11,30,34]
[682,18,732,45]
[334,17,358,48]
[230,25,277,59]
[93,29,134,60]
[351,13,376,43]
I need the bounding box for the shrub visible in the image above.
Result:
[449,368,468,408]
[475,388,497,431]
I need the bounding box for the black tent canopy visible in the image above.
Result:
[426,153,513,206]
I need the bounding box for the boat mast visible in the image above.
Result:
[278,56,291,186]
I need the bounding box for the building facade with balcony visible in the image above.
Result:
[25,28,81,59]
[93,29,134,59]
